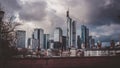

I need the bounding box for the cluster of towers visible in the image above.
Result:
[15,10,95,51]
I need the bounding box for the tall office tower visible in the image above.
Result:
[44,34,50,49]
[89,36,92,48]
[62,36,67,50]
[72,21,76,48]
[33,28,44,50]
[81,25,89,48]
[16,30,26,48]
[54,27,63,49]
[66,10,76,48]
[86,28,89,48]
[77,35,81,49]
[89,36,95,49]
[32,39,39,50]
[27,38,31,49]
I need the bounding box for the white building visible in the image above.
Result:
[84,49,118,56]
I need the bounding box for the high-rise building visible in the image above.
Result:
[66,10,76,48]
[27,38,32,49]
[81,25,89,48]
[44,34,50,49]
[89,36,92,48]
[89,36,95,49]
[33,28,44,50]
[54,27,63,49]
[32,39,39,50]
[62,36,67,50]
[86,28,89,48]
[16,30,26,48]
[66,10,71,48]
[77,35,81,49]
[72,21,76,48]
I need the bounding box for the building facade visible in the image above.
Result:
[16,30,26,48]
[62,36,67,50]
[33,28,44,50]
[81,25,89,49]
[77,35,81,49]
[54,27,63,49]
[44,34,50,49]
[72,21,76,48]
[66,10,76,49]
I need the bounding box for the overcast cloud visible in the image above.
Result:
[0,0,120,42]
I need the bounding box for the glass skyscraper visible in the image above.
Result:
[66,10,76,48]
[54,27,63,49]
[33,28,44,49]
[81,25,89,48]
[16,30,26,48]
[44,34,50,49]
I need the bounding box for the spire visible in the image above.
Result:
[66,8,69,17]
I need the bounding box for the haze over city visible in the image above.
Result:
[0,0,120,43]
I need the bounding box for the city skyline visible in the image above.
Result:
[0,0,120,43]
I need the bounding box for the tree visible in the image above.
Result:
[0,9,20,58]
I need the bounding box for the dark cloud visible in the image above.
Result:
[99,34,120,42]
[0,0,21,16]
[90,24,120,42]
[86,0,120,26]
[19,1,47,22]
[1,0,120,42]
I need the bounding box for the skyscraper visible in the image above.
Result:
[33,28,44,50]
[54,27,63,49]
[62,36,67,50]
[16,30,26,48]
[44,34,50,49]
[81,25,89,48]
[77,35,81,49]
[27,38,32,49]
[72,21,76,48]
[89,36,95,49]
[66,10,76,48]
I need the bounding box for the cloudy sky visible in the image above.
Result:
[1,0,120,42]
